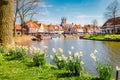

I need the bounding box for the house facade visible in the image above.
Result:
[23,21,39,35]
[101,17,120,34]
[83,25,101,34]
[15,24,22,36]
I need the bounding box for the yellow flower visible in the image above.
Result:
[63,56,67,60]
[94,49,98,53]
[40,50,44,55]
[80,61,84,65]
[71,46,74,50]
[79,51,83,57]
[52,48,56,53]
[58,56,62,61]
[50,55,53,59]
[68,51,71,55]
[69,56,73,61]
[90,53,96,61]
[75,52,79,57]
[59,48,63,53]
[43,46,48,49]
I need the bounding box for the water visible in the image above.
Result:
[27,39,120,75]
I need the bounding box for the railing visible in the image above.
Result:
[116,66,120,80]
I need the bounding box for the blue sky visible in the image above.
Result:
[34,0,116,26]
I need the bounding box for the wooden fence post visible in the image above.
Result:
[116,66,120,80]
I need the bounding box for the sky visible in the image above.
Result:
[33,0,117,26]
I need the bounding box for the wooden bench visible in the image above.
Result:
[116,66,120,80]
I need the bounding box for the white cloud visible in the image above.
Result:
[77,15,103,18]
[75,15,104,26]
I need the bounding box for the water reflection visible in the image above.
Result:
[28,39,120,75]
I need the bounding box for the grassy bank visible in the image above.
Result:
[83,34,120,41]
[0,60,96,80]
[14,35,32,45]
[0,46,114,80]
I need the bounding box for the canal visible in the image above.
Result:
[27,39,120,75]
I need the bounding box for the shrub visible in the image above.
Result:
[53,53,67,69]
[90,50,113,80]
[32,46,47,66]
[8,46,27,60]
[51,47,84,75]
[67,52,83,75]
[96,62,113,80]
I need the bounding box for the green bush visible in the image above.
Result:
[96,62,113,80]
[51,47,84,75]
[33,53,46,66]
[32,47,46,66]
[67,54,83,75]
[53,53,67,69]
[8,46,27,60]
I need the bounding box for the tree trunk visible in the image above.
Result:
[0,0,14,47]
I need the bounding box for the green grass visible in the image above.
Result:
[83,34,120,41]
[0,59,97,80]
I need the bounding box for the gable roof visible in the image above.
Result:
[102,17,120,27]
[24,21,39,28]
[74,24,82,29]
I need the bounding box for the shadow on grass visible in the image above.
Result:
[56,72,100,80]
[25,62,38,67]
[56,72,79,78]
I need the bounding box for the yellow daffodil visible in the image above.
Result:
[79,51,83,57]
[75,52,79,57]
[50,55,53,59]
[43,46,48,49]
[80,61,84,65]
[94,49,98,53]
[59,48,63,53]
[52,48,56,53]
[68,51,72,55]
[71,46,74,50]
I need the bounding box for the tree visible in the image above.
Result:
[92,19,98,34]
[0,0,14,47]
[14,0,41,35]
[104,0,120,33]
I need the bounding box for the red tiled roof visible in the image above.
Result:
[74,24,82,29]
[102,17,120,27]
[15,24,22,30]
[24,21,39,28]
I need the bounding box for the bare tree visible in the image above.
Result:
[14,0,41,35]
[92,19,98,34]
[104,0,120,33]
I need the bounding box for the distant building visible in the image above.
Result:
[61,18,77,34]
[14,24,22,36]
[83,25,100,34]
[101,17,120,34]
[37,24,48,33]
[23,21,39,35]
[74,24,83,34]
